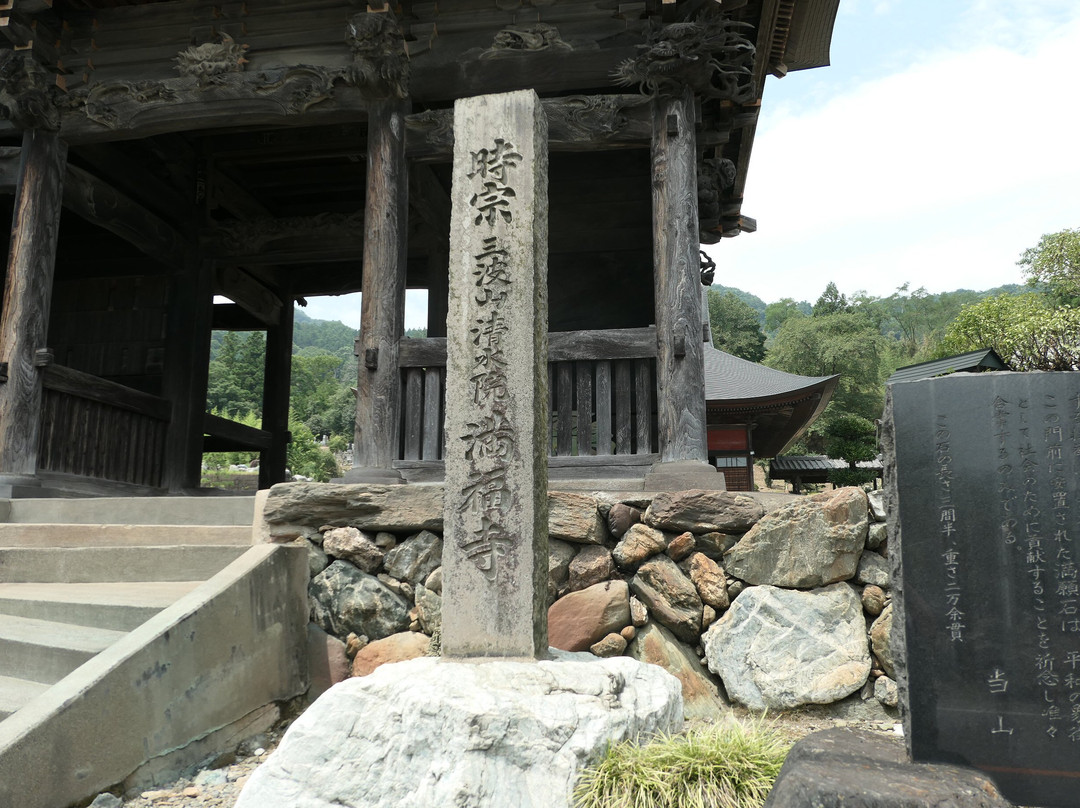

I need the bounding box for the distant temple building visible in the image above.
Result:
[0,0,841,497]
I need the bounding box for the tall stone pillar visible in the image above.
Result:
[645,88,722,491]
[349,97,409,483]
[0,129,68,494]
[441,90,549,659]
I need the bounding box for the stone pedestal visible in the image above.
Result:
[643,460,726,492]
[234,653,682,808]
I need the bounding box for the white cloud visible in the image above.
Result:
[709,12,1080,303]
[299,289,429,331]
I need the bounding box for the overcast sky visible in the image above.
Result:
[300,0,1080,329]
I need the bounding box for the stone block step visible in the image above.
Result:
[0,613,126,684]
[0,545,249,584]
[1,496,256,526]
[0,523,251,548]
[0,674,49,721]
[0,581,201,631]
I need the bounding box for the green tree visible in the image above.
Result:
[935,293,1080,371]
[765,311,889,449]
[812,282,849,316]
[708,290,766,362]
[206,331,265,417]
[1018,227,1080,305]
[824,414,878,488]
[763,298,807,336]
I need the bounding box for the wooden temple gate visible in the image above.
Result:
[0,0,838,496]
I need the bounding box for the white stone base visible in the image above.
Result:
[235,651,683,808]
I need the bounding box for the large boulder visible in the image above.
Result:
[322,527,384,573]
[612,523,668,571]
[629,555,702,643]
[723,488,869,588]
[870,602,894,678]
[263,482,443,531]
[628,622,728,720]
[235,654,682,808]
[309,561,411,641]
[548,539,577,605]
[383,530,443,585]
[702,583,871,710]
[351,631,430,677]
[643,490,765,534]
[568,545,615,592]
[548,580,631,652]
[548,491,606,544]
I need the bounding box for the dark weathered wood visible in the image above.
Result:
[259,295,293,489]
[43,364,171,421]
[614,359,633,455]
[634,358,653,454]
[397,328,656,367]
[62,164,185,270]
[651,88,708,463]
[162,258,213,491]
[0,129,68,481]
[0,146,20,193]
[549,326,657,362]
[422,367,442,461]
[556,362,574,456]
[213,266,283,326]
[203,412,273,452]
[403,367,423,461]
[211,303,267,331]
[594,359,612,456]
[398,336,448,367]
[576,360,594,455]
[353,97,408,474]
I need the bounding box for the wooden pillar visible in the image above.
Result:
[0,130,68,489]
[350,97,409,482]
[426,243,449,339]
[162,258,214,491]
[649,88,711,471]
[260,296,294,489]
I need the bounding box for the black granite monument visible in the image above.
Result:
[888,371,1080,808]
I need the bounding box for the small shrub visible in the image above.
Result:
[573,719,789,808]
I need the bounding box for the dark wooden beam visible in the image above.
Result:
[201,211,364,266]
[162,259,213,491]
[259,296,293,489]
[72,142,193,224]
[352,97,408,481]
[213,266,283,327]
[203,412,273,452]
[651,88,708,464]
[62,164,187,270]
[0,129,67,483]
[211,303,267,332]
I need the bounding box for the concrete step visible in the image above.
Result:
[0,614,126,684]
[0,545,250,583]
[0,582,201,631]
[0,523,251,547]
[0,674,49,721]
[1,496,256,526]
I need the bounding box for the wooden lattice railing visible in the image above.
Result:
[396,327,658,464]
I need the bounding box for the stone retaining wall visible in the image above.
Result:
[257,483,896,718]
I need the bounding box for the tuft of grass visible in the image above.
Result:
[573,718,790,808]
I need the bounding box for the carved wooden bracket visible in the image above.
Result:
[33,348,53,367]
[698,156,736,242]
[613,12,756,102]
[344,12,409,99]
[175,33,250,86]
[0,49,60,130]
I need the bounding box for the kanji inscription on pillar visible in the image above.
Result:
[441,90,549,659]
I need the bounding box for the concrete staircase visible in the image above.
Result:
[0,496,308,808]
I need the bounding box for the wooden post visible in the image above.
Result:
[0,130,68,489]
[649,88,711,470]
[260,295,294,489]
[350,97,409,482]
[162,258,214,491]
